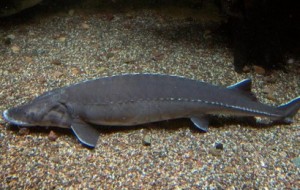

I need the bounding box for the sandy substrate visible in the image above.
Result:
[0,5,299,189]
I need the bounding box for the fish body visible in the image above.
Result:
[0,0,42,17]
[3,74,300,148]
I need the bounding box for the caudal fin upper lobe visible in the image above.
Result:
[277,97,300,123]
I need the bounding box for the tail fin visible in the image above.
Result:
[278,96,300,123]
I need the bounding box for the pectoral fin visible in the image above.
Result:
[190,116,209,132]
[71,119,100,148]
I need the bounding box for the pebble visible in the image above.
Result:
[292,157,300,168]
[51,157,60,163]
[48,130,58,141]
[279,151,287,158]
[102,13,114,21]
[203,30,212,39]
[71,67,81,75]
[68,9,75,16]
[263,87,273,94]
[106,52,115,59]
[265,76,276,83]
[295,137,300,147]
[97,67,105,72]
[123,21,132,29]
[7,34,15,40]
[142,135,151,146]
[152,52,164,61]
[242,65,251,73]
[58,36,66,42]
[37,76,47,84]
[224,166,234,173]
[266,94,276,101]
[11,45,20,53]
[86,154,95,162]
[4,34,15,45]
[52,71,63,78]
[253,65,266,75]
[125,12,134,19]
[190,64,198,70]
[262,87,276,101]
[124,59,135,64]
[19,128,30,135]
[81,23,90,29]
[51,59,62,66]
[24,56,33,64]
[209,148,222,157]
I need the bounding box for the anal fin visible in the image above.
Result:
[190,116,209,132]
[71,119,100,148]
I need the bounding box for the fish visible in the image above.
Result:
[0,0,42,17]
[3,74,300,148]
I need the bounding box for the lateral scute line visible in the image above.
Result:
[84,97,279,117]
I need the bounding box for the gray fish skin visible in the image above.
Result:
[0,0,42,17]
[3,74,300,148]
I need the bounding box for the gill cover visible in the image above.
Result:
[4,100,71,128]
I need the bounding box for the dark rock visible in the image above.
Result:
[215,142,224,150]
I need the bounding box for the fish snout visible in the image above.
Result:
[2,108,33,126]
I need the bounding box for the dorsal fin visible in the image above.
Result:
[227,79,257,101]
[227,79,252,91]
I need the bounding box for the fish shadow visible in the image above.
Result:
[6,124,72,136]
[205,115,280,130]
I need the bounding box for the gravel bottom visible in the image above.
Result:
[0,6,299,189]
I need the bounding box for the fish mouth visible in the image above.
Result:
[3,109,34,127]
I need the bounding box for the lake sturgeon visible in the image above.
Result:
[3,74,300,148]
